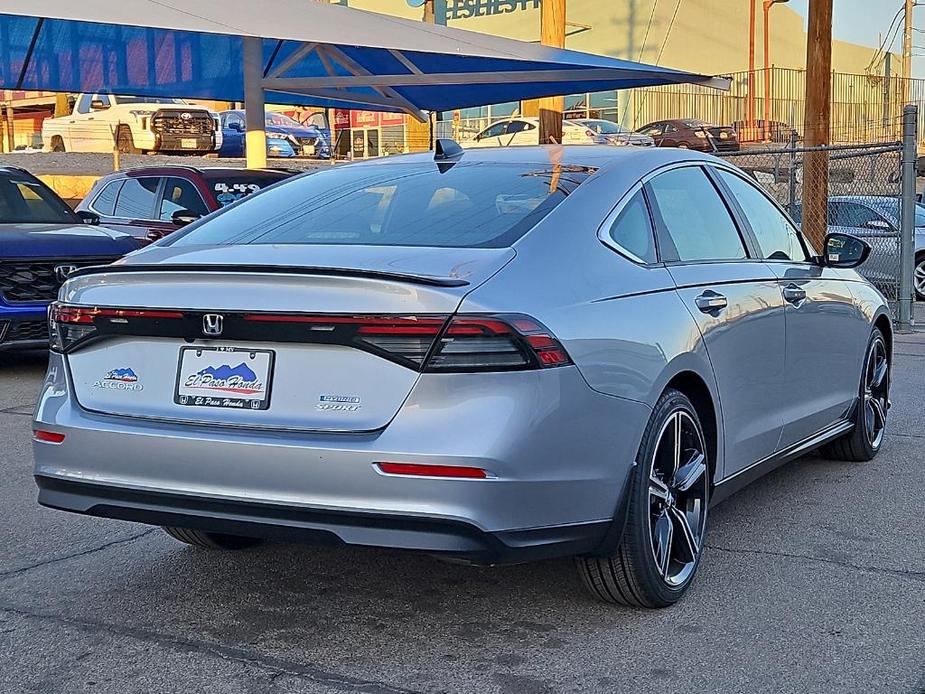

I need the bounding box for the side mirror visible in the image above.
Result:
[823,232,871,269]
[171,209,202,227]
[76,210,100,225]
[228,122,244,132]
[90,99,108,111]
[864,219,894,231]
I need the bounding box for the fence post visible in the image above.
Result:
[898,104,917,331]
[787,127,798,216]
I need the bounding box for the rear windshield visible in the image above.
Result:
[0,173,77,225]
[201,171,293,207]
[171,162,595,248]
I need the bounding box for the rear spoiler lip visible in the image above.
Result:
[66,263,471,288]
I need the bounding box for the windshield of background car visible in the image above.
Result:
[171,162,596,248]
[202,171,293,207]
[116,96,186,105]
[579,120,628,135]
[265,113,302,127]
[0,174,77,224]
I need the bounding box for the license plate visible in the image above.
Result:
[181,138,198,149]
[175,346,274,410]
[301,144,316,155]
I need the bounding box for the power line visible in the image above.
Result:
[655,0,684,65]
[636,0,659,63]
[867,5,905,74]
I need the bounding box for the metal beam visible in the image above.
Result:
[266,42,318,80]
[243,36,267,169]
[263,69,731,90]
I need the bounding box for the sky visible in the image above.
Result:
[787,0,923,77]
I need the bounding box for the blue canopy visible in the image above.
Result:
[0,0,728,118]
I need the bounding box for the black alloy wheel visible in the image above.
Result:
[823,327,890,462]
[577,389,710,607]
[647,409,709,587]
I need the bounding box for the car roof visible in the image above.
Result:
[351,143,721,171]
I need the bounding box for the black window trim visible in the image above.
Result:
[643,162,758,266]
[707,163,813,263]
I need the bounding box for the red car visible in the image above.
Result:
[78,166,297,242]
[636,119,740,152]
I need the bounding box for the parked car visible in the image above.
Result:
[34,145,890,608]
[78,166,296,242]
[0,166,139,351]
[218,111,331,159]
[792,195,925,300]
[464,117,596,147]
[637,118,740,152]
[731,119,798,143]
[42,94,221,155]
[571,119,655,147]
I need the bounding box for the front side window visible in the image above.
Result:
[113,177,160,219]
[159,178,208,221]
[718,169,807,261]
[170,162,595,249]
[0,175,77,224]
[607,190,657,263]
[74,94,91,114]
[648,167,746,262]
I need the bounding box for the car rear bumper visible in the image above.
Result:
[33,352,650,560]
[35,475,610,563]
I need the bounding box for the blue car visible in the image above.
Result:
[0,167,140,351]
[218,110,331,159]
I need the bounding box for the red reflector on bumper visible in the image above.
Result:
[375,462,488,479]
[33,430,65,443]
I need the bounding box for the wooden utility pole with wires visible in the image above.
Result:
[538,0,566,145]
[801,0,832,250]
[902,0,913,105]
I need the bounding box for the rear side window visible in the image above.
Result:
[91,180,123,216]
[113,177,159,219]
[607,190,657,263]
[171,162,595,249]
[717,170,807,261]
[648,167,746,262]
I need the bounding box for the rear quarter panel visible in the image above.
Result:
[458,163,723,474]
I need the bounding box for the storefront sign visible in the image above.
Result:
[380,112,405,126]
[333,109,351,129]
[447,0,539,19]
[350,110,380,128]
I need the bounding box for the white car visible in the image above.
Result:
[42,93,221,155]
[464,117,597,148]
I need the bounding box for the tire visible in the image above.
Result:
[821,328,890,462]
[161,526,262,550]
[50,136,65,152]
[116,125,140,155]
[915,253,925,302]
[576,389,710,608]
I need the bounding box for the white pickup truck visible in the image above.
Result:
[42,94,222,155]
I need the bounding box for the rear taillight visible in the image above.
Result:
[424,314,571,372]
[49,302,184,352]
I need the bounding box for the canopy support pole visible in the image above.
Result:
[243,36,267,169]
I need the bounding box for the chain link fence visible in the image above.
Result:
[718,141,906,310]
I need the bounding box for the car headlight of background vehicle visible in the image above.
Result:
[694,131,709,139]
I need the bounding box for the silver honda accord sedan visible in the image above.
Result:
[33,143,891,607]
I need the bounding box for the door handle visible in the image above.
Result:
[782,283,807,305]
[695,291,728,313]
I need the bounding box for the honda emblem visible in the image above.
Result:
[202,314,224,336]
[54,264,78,282]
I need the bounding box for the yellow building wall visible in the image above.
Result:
[348,1,892,77]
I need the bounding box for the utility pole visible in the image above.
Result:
[538,0,566,145]
[801,0,832,251]
[748,0,756,140]
[902,0,913,105]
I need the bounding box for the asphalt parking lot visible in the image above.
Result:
[1,333,924,694]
